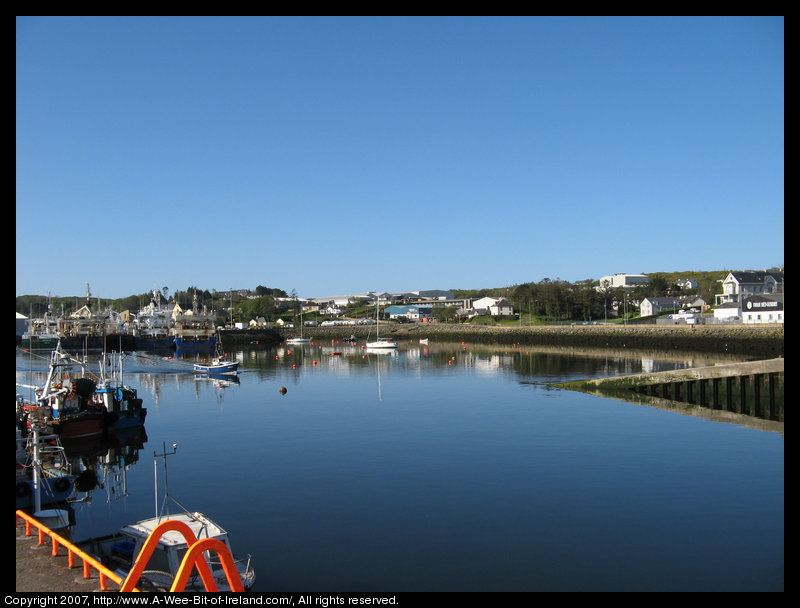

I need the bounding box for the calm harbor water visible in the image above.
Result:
[16,342,784,592]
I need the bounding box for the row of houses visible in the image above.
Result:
[272,271,785,325]
[639,270,784,324]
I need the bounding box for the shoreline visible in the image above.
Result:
[222,323,784,357]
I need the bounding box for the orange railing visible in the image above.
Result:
[16,509,135,592]
[17,511,245,593]
[120,519,244,592]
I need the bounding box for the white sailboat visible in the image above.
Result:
[366,299,397,350]
[286,299,311,344]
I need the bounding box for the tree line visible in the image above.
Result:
[17,272,729,324]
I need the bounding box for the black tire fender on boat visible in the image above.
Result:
[54,477,72,493]
[16,481,31,497]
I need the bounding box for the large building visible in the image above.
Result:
[741,294,784,324]
[597,273,649,289]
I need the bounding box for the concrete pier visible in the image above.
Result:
[555,358,784,424]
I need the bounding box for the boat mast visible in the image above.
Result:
[153,442,178,519]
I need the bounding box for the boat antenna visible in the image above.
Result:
[153,442,178,520]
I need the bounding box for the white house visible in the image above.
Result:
[713,302,741,322]
[715,271,784,305]
[742,294,784,324]
[640,297,681,317]
[471,297,514,316]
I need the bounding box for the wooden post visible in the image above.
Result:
[753,374,762,418]
[726,377,733,411]
[767,373,776,420]
[739,375,748,415]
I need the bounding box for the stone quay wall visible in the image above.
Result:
[224,323,783,358]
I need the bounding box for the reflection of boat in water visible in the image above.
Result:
[194,373,240,388]
[15,426,76,510]
[78,444,255,592]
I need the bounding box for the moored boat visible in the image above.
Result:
[173,292,217,350]
[79,511,256,591]
[95,352,147,431]
[77,445,255,592]
[16,342,146,446]
[365,299,398,350]
[132,288,177,350]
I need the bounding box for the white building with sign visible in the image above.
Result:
[742,294,784,324]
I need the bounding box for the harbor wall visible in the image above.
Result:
[268,323,784,357]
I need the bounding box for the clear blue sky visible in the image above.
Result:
[16,16,784,300]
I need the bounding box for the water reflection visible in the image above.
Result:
[15,343,783,592]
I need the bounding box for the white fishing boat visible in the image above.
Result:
[366,299,397,349]
[132,287,175,350]
[78,444,255,592]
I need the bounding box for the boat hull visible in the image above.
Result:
[193,361,239,374]
[174,336,216,350]
[366,341,398,349]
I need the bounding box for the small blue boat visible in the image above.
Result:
[193,356,239,375]
[193,331,238,375]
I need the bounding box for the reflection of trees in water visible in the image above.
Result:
[213,342,744,381]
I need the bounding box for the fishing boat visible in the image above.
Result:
[78,445,255,592]
[21,299,60,350]
[366,299,397,350]
[132,288,176,350]
[17,344,107,443]
[16,343,146,447]
[193,331,239,375]
[95,351,147,431]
